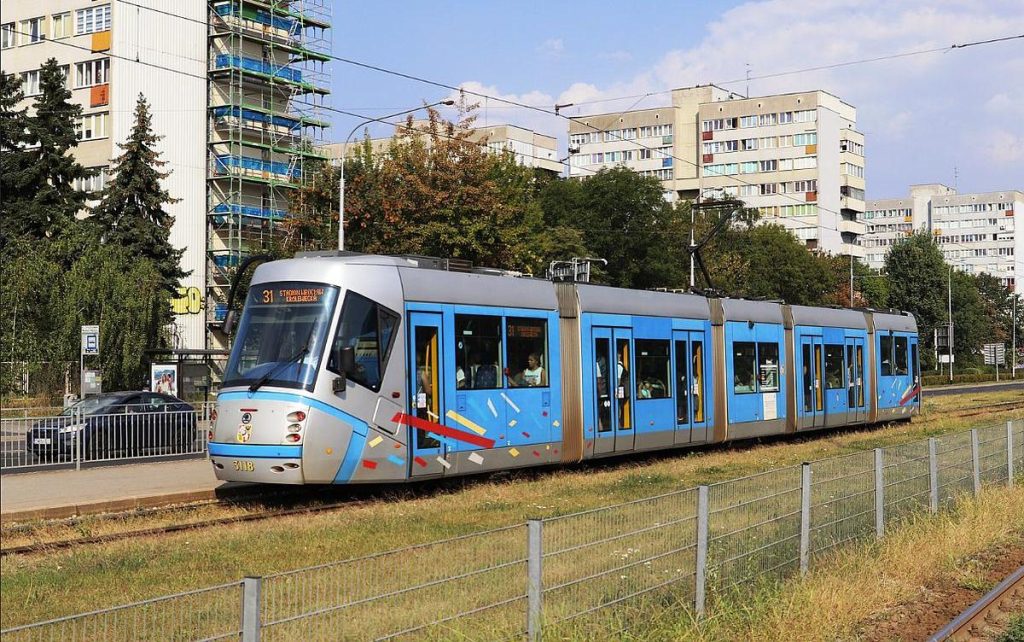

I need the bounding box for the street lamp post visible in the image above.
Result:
[338,99,455,251]
[948,265,954,383]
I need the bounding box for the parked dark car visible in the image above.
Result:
[28,392,197,461]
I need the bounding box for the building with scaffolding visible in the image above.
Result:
[2,1,331,358]
[206,0,331,349]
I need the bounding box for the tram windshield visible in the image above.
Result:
[223,282,339,392]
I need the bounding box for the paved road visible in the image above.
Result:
[924,380,1024,397]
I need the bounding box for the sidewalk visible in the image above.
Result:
[0,458,252,522]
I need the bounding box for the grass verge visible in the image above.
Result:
[0,390,1020,629]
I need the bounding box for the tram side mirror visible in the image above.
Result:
[332,346,356,394]
[223,310,237,336]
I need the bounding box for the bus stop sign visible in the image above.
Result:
[81,325,100,356]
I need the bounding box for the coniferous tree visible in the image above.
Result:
[0,70,33,247]
[19,58,93,240]
[92,93,186,297]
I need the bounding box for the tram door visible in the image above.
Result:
[846,338,866,424]
[673,331,708,444]
[592,327,635,455]
[799,336,825,430]
[408,312,447,477]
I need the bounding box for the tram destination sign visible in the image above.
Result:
[254,286,327,305]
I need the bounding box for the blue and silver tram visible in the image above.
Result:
[208,253,922,484]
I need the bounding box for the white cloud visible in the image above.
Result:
[980,129,1024,164]
[478,0,1024,192]
[537,38,564,58]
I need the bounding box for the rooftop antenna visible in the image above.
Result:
[745,63,752,98]
[953,163,958,191]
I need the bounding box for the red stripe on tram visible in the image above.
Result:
[391,413,496,449]
[898,384,921,406]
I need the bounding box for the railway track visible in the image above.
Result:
[3,400,1019,557]
[928,565,1024,641]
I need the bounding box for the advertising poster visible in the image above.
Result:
[151,363,179,398]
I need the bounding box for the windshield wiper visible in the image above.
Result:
[248,328,315,393]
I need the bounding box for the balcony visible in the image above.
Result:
[839,219,866,236]
[841,243,866,258]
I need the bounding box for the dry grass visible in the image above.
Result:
[0,390,1020,630]
[666,485,1024,642]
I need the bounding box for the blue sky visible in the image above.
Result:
[329,0,1023,198]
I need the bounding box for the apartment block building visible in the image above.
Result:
[863,185,1023,294]
[2,0,330,352]
[568,86,866,257]
[322,122,563,175]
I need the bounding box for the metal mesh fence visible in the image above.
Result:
[2,419,1020,640]
[260,524,527,641]
[809,450,876,559]
[1,402,214,471]
[540,487,699,633]
[707,466,803,593]
[936,430,975,508]
[0,582,242,642]
[882,439,932,524]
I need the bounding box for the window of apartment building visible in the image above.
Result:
[840,140,864,155]
[73,167,109,193]
[759,159,777,172]
[740,115,758,128]
[842,162,864,178]
[790,179,817,193]
[76,5,111,35]
[75,59,109,87]
[638,148,652,160]
[76,112,108,140]
[778,135,792,147]
[1,23,15,49]
[793,132,817,146]
[20,17,45,44]
[759,136,777,149]
[741,138,757,151]
[21,70,41,96]
[654,146,672,159]
[759,183,777,195]
[704,162,738,176]
[740,161,758,174]
[794,109,817,123]
[778,111,794,124]
[739,184,758,197]
[51,12,72,39]
[758,113,777,127]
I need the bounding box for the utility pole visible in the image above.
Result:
[1013,295,1017,379]
[689,199,697,289]
[849,254,854,307]
[948,265,954,383]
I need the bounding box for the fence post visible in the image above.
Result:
[971,429,981,496]
[874,448,884,539]
[928,438,939,513]
[527,519,543,642]
[1009,421,1016,488]
[695,485,709,617]
[799,463,811,575]
[241,576,261,642]
[74,406,82,471]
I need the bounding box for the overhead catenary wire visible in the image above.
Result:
[95,4,1024,228]
[10,22,1021,239]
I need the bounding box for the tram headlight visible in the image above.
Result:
[287,423,303,433]
[285,433,301,443]
[287,411,306,422]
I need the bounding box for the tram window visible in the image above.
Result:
[635,339,670,399]
[880,335,894,376]
[757,342,780,392]
[327,292,399,392]
[912,343,919,382]
[732,342,757,394]
[675,341,689,421]
[595,337,612,432]
[894,337,909,375]
[802,344,813,411]
[454,315,502,389]
[824,344,845,389]
[691,341,704,422]
[506,318,548,387]
[856,344,865,407]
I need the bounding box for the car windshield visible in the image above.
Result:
[60,395,128,416]
[223,281,339,391]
